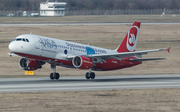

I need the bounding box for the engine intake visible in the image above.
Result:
[19,58,46,71]
[72,56,94,69]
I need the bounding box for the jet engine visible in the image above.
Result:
[19,58,46,70]
[72,56,95,69]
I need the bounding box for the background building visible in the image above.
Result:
[40,1,67,16]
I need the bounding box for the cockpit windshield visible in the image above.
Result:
[13,38,29,42]
[16,38,22,41]
[22,38,26,42]
[26,39,29,42]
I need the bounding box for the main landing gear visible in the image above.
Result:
[50,65,60,80]
[85,69,96,79]
[49,65,95,80]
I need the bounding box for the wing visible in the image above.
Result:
[7,52,20,57]
[129,58,166,62]
[67,47,170,63]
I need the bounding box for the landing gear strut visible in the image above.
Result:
[85,69,95,79]
[24,58,30,70]
[50,65,60,80]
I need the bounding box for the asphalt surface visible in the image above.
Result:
[0,22,180,26]
[0,74,180,93]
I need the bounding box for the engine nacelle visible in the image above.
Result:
[72,56,94,69]
[19,58,46,71]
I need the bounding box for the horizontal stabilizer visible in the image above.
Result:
[166,47,171,53]
[130,58,166,62]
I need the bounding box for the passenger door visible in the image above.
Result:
[33,36,40,49]
[33,36,42,56]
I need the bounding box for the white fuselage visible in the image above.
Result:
[9,34,117,67]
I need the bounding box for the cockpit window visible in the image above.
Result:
[16,38,22,41]
[22,38,26,42]
[26,39,29,42]
[13,38,29,42]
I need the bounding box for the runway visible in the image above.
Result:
[0,74,180,93]
[0,22,180,26]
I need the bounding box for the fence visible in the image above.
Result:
[0,9,180,17]
[66,9,180,15]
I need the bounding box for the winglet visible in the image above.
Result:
[166,47,171,53]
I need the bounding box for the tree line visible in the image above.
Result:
[0,0,179,11]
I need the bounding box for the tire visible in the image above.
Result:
[85,72,90,79]
[90,72,95,79]
[55,73,60,80]
[50,73,54,80]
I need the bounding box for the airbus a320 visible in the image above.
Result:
[8,21,170,80]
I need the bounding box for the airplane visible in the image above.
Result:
[8,21,170,80]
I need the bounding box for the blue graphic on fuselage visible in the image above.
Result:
[39,38,57,50]
[86,46,95,55]
[64,49,68,55]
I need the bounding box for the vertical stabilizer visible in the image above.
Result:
[116,21,141,53]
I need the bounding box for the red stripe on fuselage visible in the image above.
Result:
[14,52,73,67]
[14,52,142,71]
[94,57,142,71]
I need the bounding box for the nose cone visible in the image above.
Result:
[8,42,16,52]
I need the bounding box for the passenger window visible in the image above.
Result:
[26,39,29,42]
[16,38,22,41]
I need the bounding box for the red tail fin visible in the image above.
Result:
[116,21,141,53]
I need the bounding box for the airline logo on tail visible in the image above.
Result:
[126,26,139,52]
[116,21,141,53]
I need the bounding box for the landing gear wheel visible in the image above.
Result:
[50,73,60,80]
[55,73,60,80]
[50,73,54,80]
[85,72,96,79]
[50,64,60,80]
[90,72,95,79]
[85,72,90,79]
